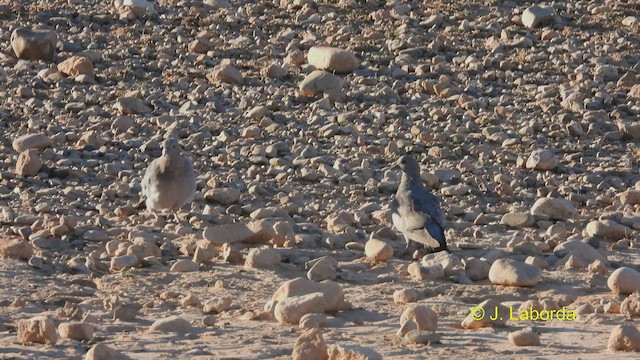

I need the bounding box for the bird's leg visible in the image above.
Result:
[170,204,183,223]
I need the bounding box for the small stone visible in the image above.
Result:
[292,328,329,360]
[393,289,418,304]
[15,149,42,177]
[400,304,438,331]
[307,257,337,282]
[262,63,288,78]
[530,198,576,221]
[148,316,192,333]
[587,260,607,275]
[509,328,541,346]
[299,313,328,330]
[85,343,129,360]
[489,259,541,287]
[285,50,305,65]
[17,316,57,344]
[202,296,232,314]
[193,246,215,264]
[58,322,94,341]
[274,292,326,324]
[203,220,280,245]
[364,238,393,261]
[621,191,640,205]
[525,256,548,269]
[555,241,607,268]
[11,28,57,61]
[170,259,199,272]
[0,238,33,260]
[465,257,490,281]
[222,243,243,263]
[207,63,243,85]
[181,294,200,308]
[244,247,281,270]
[188,38,212,53]
[521,6,554,28]
[307,46,359,74]
[299,70,343,98]
[115,97,151,115]
[327,345,382,360]
[608,324,640,351]
[112,303,140,321]
[272,278,345,312]
[110,255,139,272]
[13,133,52,153]
[621,291,640,317]
[586,220,632,241]
[526,149,557,170]
[404,330,442,345]
[205,187,241,205]
[622,16,639,27]
[115,0,156,19]
[407,262,445,281]
[608,267,640,295]
[202,315,216,327]
[501,212,535,227]
[58,56,94,77]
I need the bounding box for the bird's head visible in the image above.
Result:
[162,138,180,155]
[396,155,420,175]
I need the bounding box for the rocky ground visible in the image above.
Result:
[1,0,640,359]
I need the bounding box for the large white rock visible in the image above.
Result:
[12,133,52,153]
[274,292,326,324]
[17,316,58,344]
[203,220,281,245]
[530,198,576,221]
[148,316,193,333]
[299,70,343,98]
[244,247,281,270]
[509,328,541,346]
[526,149,557,170]
[292,328,328,360]
[400,304,438,331]
[364,238,393,261]
[85,343,129,360]
[608,324,640,351]
[488,259,541,287]
[586,220,632,241]
[521,6,555,29]
[58,322,94,341]
[272,277,345,312]
[11,28,57,61]
[15,149,42,177]
[307,46,359,74]
[608,267,640,295]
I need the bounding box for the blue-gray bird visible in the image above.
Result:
[141,138,196,222]
[391,155,450,254]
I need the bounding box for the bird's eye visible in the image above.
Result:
[401,159,406,164]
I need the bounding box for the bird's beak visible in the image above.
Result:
[391,164,400,171]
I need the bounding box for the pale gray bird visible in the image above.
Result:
[141,138,196,221]
[391,155,450,254]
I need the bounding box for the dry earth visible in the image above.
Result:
[1,0,640,359]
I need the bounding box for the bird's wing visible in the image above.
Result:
[141,158,159,198]
[407,187,447,245]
